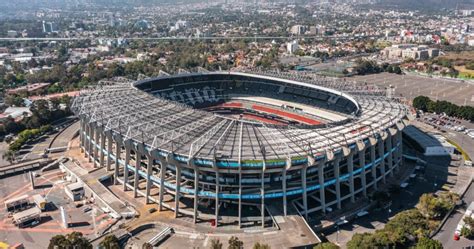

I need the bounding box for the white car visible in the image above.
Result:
[357,210,369,217]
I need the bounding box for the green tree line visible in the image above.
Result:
[413,96,474,121]
[347,192,457,249]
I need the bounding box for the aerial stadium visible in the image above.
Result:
[71,70,409,229]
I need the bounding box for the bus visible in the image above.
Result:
[44,146,67,154]
[13,207,41,228]
[4,195,30,213]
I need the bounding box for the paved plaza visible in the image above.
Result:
[350,73,474,106]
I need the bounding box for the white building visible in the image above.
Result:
[381,44,438,60]
[290,25,306,35]
[175,20,188,31]
[7,30,17,38]
[287,40,299,54]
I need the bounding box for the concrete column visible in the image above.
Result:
[215,170,220,227]
[334,158,341,209]
[106,136,112,171]
[238,168,242,228]
[387,135,393,177]
[348,152,355,203]
[159,157,167,212]
[123,147,130,191]
[283,158,289,216]
[396,131,403,171]
[371,145,377,190]
[145,156,153,204]
[83,122,88,157]
[302,166,308,219]
[94,126,100,166]
[261,168,265,228]
[88,124,94,163]
[99,132,105,168]
[174,164,181,218]
[85,124,91,159]
[318,163,326,213]
[113,141,120,185]
[378,139,386,184]
[359,149,367,197]
[80,119,84,152]
[193,164,199,223]
[134,151,141,198]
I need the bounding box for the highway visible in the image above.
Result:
[424,121,474,247]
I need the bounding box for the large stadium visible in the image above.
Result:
[71,71,409,229]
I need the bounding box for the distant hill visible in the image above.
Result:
[374,0,474,10]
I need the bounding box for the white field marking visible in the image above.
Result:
[263,231,278,236]
[203,236,209,247]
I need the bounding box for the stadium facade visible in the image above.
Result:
[72,71,408,228]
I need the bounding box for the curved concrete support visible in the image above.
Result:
[78,114,406,226]
[342,146,351,157]
[356,140,366,152]
[369,137,377,146]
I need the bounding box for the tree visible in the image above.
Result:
[412,95,474,122]
[384,209,431,241]
[142,242,153,249]
[48,235,71,249]
[5,94,25,107]
[253,242,271,249]
[370,191,391,208]
[462,216,474,239]
[48,232,92,249]
[353,59,382,75]
[99,234,120,249]
[2,150,15,165]
[413,96,431,112]
[210,239,223,249]
[416,193,451,219]
[314,242,339,249]
[347,233,380,249]
[466,61,474,70]
[392,65,402,74]
[228,236,243,249]
[414,237,443,249]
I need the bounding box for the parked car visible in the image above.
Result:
[454,231,460,241]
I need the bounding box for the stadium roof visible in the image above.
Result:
[72,72,408,163]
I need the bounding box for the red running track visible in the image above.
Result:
[220,102,243,108]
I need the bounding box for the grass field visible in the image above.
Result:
[454,66,474,79]
[440,51,474,61]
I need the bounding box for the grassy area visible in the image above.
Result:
[439,51,474,61]
[455,66,474,79]
[315,70,346,77]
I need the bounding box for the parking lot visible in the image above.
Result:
[0,168,115,248]
[350,73,474,106]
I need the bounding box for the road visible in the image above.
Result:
[435,181,474,248]
[427,123,474,247]
[2,119,79,164]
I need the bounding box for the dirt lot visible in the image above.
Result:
[0,169,115,248]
